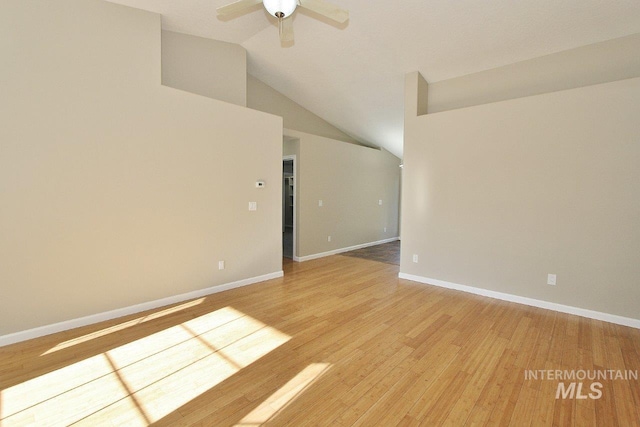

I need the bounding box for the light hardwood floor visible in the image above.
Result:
[1,255,639,426]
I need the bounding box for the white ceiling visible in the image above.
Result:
[105,0,640,158]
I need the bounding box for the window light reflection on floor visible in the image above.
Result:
[235,363,332,426]
[1,306,290,426]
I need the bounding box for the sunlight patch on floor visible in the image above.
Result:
[1,306,290,426]
[42,298,205,355]
[235,363,332,426]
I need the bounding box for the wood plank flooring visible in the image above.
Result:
[341,240,401,265]
[1,255,639,426]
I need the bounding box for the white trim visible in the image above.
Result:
[297,237,399,262]
[398,273,640,329]
[0,271,284,347]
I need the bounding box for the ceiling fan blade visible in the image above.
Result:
[216,0,263,16]
[280,17,294,42]
[299,0,349,23]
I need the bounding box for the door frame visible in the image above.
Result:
[283,155,297,261]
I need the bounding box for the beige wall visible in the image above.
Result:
[402,73,640,320]
[162,30,247,106]
[0,0,282,336]
[249,75,368,147]
[427,33,640,113]
[283,137,298,157]
[285,130,401,258]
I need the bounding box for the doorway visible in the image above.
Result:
[283,157,295,259]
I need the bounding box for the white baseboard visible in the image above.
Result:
[296,237,399,262]
[0,271,284,348]
[398,272,640,329]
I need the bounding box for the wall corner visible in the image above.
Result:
[404,71,429,119]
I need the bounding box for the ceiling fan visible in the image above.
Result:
[217,0,349,43]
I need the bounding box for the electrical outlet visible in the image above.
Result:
[412,254,419,263]
[218,261,225,270]
[384,227,387,233]
[378,199,383,205]
[318,200,323,207]
[547,274,556,286]
[328,235,331,242]
[248,202,257,211]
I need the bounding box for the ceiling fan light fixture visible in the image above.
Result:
[263,0,297,18]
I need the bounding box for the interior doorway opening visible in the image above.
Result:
[282,157,295,259]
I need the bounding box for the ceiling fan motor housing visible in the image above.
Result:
[263,0,297,18]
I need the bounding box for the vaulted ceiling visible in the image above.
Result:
[105,0,640,158]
